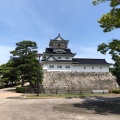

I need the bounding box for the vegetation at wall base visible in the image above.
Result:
[16,86,25,93]
[24,93,99,98]
[24,93,120,98]
[109,89,120,94]
[0,85,4,89]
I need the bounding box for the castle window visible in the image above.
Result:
[66,57,69,59]
[58,57,61,59]
[58,65,62,68]
[61,44,65,47]
[66,66,70,68]
[53,43,57,47]
[58,44,61,47]
[43,56,46,59]
[49,65,54,68]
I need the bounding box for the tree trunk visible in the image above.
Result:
[21,76,24,87]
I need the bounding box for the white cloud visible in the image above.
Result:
[0,45,14,65]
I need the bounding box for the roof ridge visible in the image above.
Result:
[54,34,64,40]
[73,58,105,60]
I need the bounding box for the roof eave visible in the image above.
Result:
[49,40,69,46]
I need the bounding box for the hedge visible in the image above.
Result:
[109,89,120,94]
[16,86,25,93]
[0,86,4,89]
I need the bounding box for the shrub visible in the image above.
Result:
[0,86,4,89]
[109,89,120,94]
[16,86,25,93]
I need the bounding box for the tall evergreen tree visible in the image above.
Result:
[10,40,42,86]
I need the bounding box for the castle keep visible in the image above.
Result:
[42,34,111,72]
[41,35,118,92]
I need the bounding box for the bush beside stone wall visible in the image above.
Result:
[43,72,119,92]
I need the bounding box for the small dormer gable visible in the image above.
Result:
[49,34,69,49]
[54,34,64,41]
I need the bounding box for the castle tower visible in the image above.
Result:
[41,34,76,71]
[41,34,111,72]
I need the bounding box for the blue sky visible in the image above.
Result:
[0,0,119,65]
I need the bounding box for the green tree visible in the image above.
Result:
[10,40,42,87]
[6,60,20,86]
[93,0,120,84]
[0,61,20,87]
[0,63,9,86]
[97,40,120,84]
[93,0,120,32]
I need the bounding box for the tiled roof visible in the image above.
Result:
[41,59,73,62]
[41,56,111,65]
[49,34,69,45]
[44,48,73,54]
[72,58,110,65]
[51,34,65,41]
[41,55,57,61]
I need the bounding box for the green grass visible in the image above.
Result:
[24,93,118,99]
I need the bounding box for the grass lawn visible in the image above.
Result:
[23,93,120,99]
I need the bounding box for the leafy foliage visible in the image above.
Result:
[93,0,120,85]
[16,86,25,93]
[93,0,120,32]
[0,63,11,86]
[93,0,118,6]
[0,60,20,87]
[109,89,120,93]
[98,40,120,84]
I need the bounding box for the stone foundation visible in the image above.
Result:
[43,72,119,92]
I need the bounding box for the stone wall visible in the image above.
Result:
[43,72,119,92]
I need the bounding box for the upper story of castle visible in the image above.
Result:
[42,34,76,60]
[49,34,69,49]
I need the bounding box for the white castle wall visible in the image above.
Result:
[43,64,109,72]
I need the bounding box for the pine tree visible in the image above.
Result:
[10,40,42,87]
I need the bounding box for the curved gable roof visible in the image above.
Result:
[45,48,73,54]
